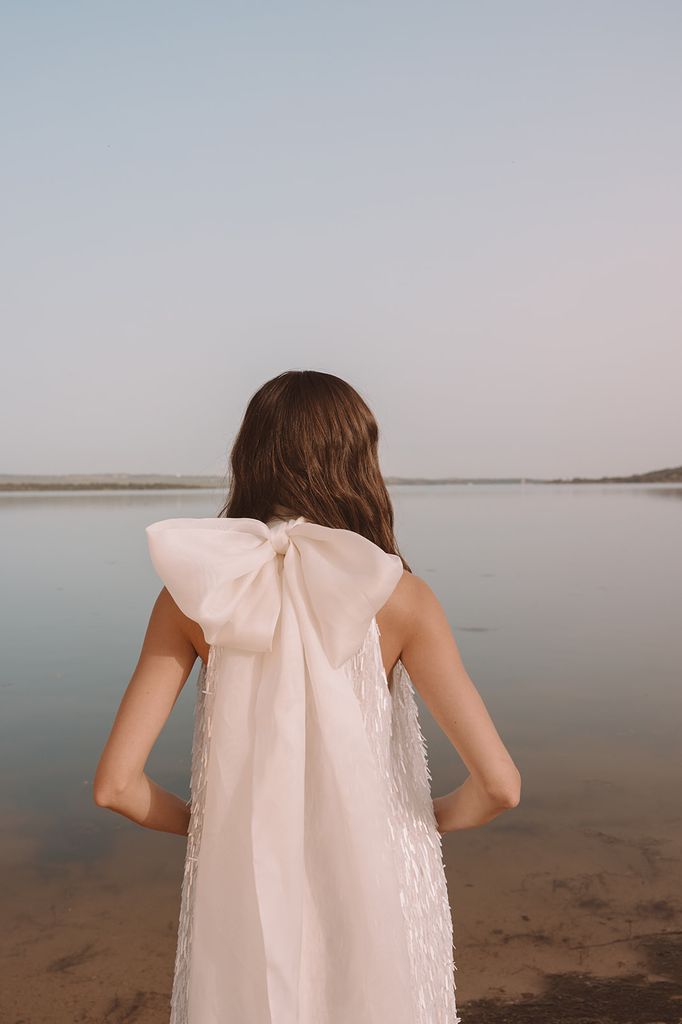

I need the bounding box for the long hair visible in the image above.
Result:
[218,370,412,571]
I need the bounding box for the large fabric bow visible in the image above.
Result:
[145,515,403,668]
[145,516,416,1024]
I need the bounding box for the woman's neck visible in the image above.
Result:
[271,504,300,520]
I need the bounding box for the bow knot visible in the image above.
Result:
[269,518,296,555]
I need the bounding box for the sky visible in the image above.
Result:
[1,2,680,479]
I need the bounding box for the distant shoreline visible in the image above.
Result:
[1,467,680,492]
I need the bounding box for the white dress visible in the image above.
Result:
[146,514,461,1024]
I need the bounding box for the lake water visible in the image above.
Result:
[1,484,681,1022]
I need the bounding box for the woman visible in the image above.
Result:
[94,369,521,1024]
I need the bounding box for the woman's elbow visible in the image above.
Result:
[486,767,522,810]
[92,767,131,810]
[92,778,120,809]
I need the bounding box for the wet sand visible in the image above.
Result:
[445,814,682,1021]
[1,784,680,1024]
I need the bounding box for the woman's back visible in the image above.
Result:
[145,513,461,1024]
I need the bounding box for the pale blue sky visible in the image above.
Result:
[2,2,680,478]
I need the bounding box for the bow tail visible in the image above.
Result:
[284,556,419,1024]
[251,585,306,1024]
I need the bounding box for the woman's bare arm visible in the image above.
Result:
[92,587,200,836]
[397,573,521,833]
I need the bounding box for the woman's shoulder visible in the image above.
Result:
[377,569,443,655]
[389,568,440,614]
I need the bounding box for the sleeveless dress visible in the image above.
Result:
[146,514,461,1024]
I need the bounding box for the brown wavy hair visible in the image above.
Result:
[218,370,412,571]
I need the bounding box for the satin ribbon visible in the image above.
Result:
[146,515,409,1023]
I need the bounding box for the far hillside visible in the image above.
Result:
[550,465,682,484]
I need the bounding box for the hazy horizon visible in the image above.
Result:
[2,466,681,484]
[2,3,680,480]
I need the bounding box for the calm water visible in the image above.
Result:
[1,484,681,1020]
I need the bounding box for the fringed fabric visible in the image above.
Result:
[348,618,462,1024]
[169,645,220,1024]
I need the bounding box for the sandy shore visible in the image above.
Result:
[1,791,680,1024]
